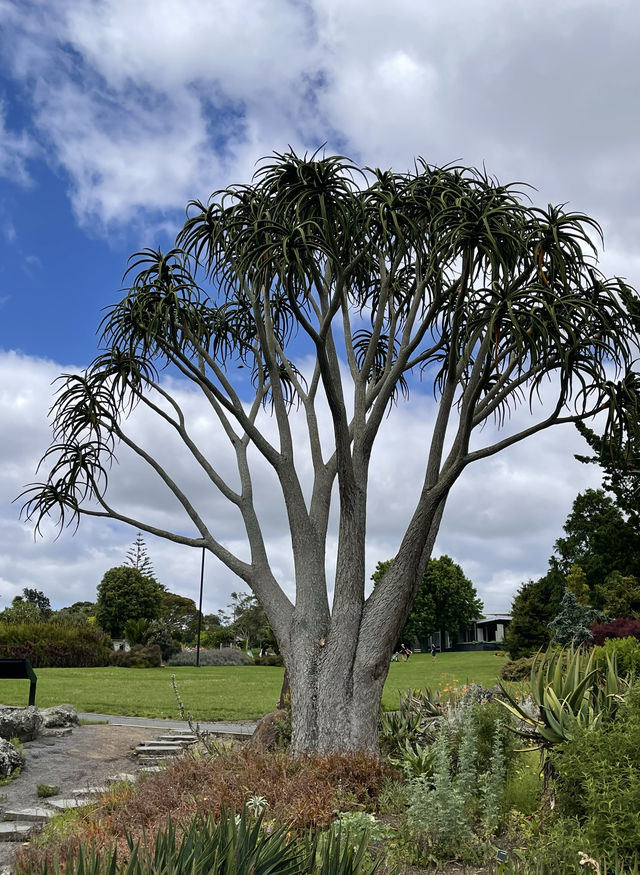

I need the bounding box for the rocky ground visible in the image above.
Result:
[0,723,153,872]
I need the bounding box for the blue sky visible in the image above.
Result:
[1,0,638,615]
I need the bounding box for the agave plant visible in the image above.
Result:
[499,646,625,747]
[379,687,442,755]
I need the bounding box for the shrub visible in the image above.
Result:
[21,807,379,875]
[0,620,112,667]
[166,647,253,666]
[550,682,640,862]
[110,644,162,668]
[591,616,640,646]
[253,653,284,666]
[499,656,535,681]
[593,636,640,678]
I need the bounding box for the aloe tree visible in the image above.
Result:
[20,152,640,753]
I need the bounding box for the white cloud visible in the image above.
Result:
[0,349,602,614]
[0,102,36,185]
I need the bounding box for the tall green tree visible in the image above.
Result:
[576,420,640,524]
[553,489,640,602]
[159,592,200,642]
[124,532,155,576]
[503,568,565,658]
[21,152,640,754]
[373,555,482,646]
[12,588,52,619]
[95,566,163,638]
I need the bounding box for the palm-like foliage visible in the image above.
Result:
[18,151,640,752]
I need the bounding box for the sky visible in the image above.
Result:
[1,0,638,617]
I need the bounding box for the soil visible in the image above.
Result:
[0,724,153,872]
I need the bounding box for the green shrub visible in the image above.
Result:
[499,656,535,681]
[0,620,112,667]
[594,636,640,679]
[166,647,253,666]
[253,653,284,666]
[110,643,162,668]
[550,682,640,862]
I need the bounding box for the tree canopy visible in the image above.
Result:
[373,555,482,645]
[20,152,640,753]
[95,566,164,638]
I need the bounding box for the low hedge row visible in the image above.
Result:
[0,620,112,667]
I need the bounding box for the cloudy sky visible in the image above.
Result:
[1,0,637,616]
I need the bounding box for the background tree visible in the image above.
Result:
[95,566,163,638]
[566,564,590,605]
[553,489,640,603]
[159,591,200,643]
[12,587,52,619]
[53,601,95,624]
[549,590,601,647]
[503,570,565,658]
[373,555,482,647]
[124,532,155,576]
[22,153,640,754]
[597,571,640,619]
[576,420,640,524]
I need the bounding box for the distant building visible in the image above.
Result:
[414,613,512,652]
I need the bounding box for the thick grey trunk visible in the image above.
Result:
[288,621,393,754]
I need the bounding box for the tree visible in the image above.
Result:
[12,587,52,619]
[21,152,640,754]
[503,570,565,658]
[159,591,200,642]
[576,420,640,524]
[553,489,640,601]
[548,590,601,647]
[95,566,163,637]
[124,532,155,576]
[373,555,482,646]
[597,571,640,619]
[566,564,590,605]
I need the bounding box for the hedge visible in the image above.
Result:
[0,620,112,667]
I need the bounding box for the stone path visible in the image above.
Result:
[0,718,257,872]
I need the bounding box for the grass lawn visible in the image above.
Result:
[0,651,507,721]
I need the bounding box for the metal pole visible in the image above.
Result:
[195,546,205,667]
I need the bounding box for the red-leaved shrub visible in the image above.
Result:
[590,617,640,647]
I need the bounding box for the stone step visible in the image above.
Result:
[156,735,196,744]
[134,744,182,755]
[107,773,136,783]
[70,786,109,796]
[0,822,36,841]
[139,765,164,773]
[47,797,92,811]
[3,807,55,824]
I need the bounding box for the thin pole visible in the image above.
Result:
[195,546,205,667]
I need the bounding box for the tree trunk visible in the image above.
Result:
[287,625,392,754]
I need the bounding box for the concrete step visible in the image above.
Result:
[70,786,110,796]
[3,807,55,824]
[47,797,92,811]
[134,744,182,756]
[0,822,36,841]
[156,735,196,744]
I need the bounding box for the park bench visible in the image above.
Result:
[0,658,37,705]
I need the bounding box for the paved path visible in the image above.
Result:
[78,712,257,736]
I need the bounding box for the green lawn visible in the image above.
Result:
[0,652,506,721]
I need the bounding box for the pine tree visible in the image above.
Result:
[124,533,155,577]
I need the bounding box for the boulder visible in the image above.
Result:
[248,710,289,751]
[40,704,79,728]
[0,738,25,777]
[0,706,43,742]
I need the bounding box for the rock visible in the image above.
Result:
[0,706,43,742]
[40,704,79,728]
[0,738,25,778]
[248,710,289,751]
